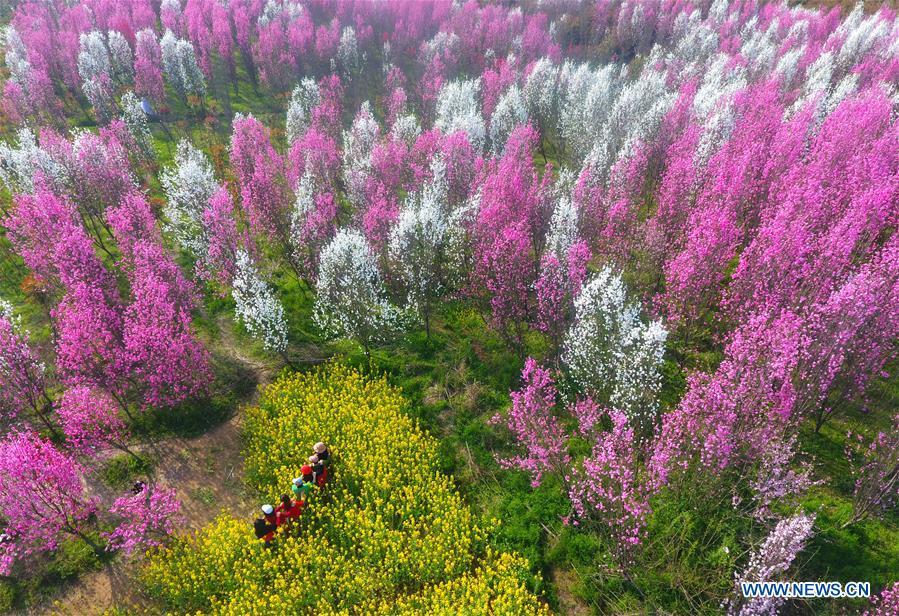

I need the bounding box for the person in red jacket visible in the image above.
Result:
[275,493,303,526]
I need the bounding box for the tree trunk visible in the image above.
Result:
[33,401,61,440]
[69,527,106,557]
[279,349,296,370]
[110,440,147,467]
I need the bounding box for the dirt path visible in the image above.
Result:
[36,320,280,615]
[44,414,252,615]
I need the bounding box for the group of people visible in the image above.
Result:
[253,441,331,546]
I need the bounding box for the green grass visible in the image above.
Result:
[0,579,14,613]
[793,366,899,612]
[137,353,255,439]
[100,453,155,491]
[191,486,218,507]
[0,531,111,612]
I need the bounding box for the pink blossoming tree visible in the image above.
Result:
[103,484,183,556]
[0,431,98,575]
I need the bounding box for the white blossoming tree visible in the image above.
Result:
[337,26,360,75]
[107,30,134,85]
[287,169,336,279]
[435,78,485,151]
[82,76,115,124]
[0,127,67,194]
[314,229,403,353]
[583,68,675,183]
[160,30,206,99]
[523,58,560,135]
[285,78,320,144]
[388,157,465,337]
[544,173,579,261]
[160,140,218,256]
[232,249,288,354]
[390,113,421,145]
[489,86,528,155]
[562,267,668,426]
[78,31,110,84]
[558,62,619,163]
[728,513,816,616]
[120,92,154,161]
[341,101,380,207]
[3,26,31,92]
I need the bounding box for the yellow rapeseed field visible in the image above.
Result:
[143,363,549,614]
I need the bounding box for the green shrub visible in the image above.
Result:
[45,535,104,580]
[0,579,15,612]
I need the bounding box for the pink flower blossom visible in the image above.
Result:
[103,484,183,556]
[0,431,96,575]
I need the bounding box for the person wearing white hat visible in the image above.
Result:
[291,476,310,502]
[254,505,277,546]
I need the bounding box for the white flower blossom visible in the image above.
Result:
[314,229,403,351]
[257,0,303,27]
[107,30,134,85]
[82,75,115,124]
[802,51,834,98]
[0,127,67,194]
[435,78,485,152]
[287,171,329,269]
[562,267,668,424]
[727,513,816,616]
[342,102,380,207]
[3,26,31,88]
[523,58,559,131]
[161,0,182,16]
[583,68,675,183]
[233,249,288,353]
[0,298,16,326]
[670,20,719,67]
[739,18,779,81]
[489,86,528,155]
[285,78,320,144]
[545,186,579,261]
[390,113,421,145]
[558,62,620,164]
[161,30,206,98]
[774,44,804,92]
[422,31,460,60]
[388,157,465,333]
[78,31,110,83]
[832,6,890,75]
[337,26,360,75]
[120,91,154,160]
[708,0,729,24]
[257,0,281,27]
[688,54,746,166]
[161,140,218,256]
